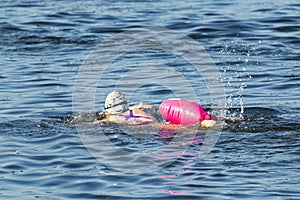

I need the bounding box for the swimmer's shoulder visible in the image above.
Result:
[129,103,153,110]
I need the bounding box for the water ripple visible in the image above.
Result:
[1,0,300,199]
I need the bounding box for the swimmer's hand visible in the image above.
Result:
[200,120,216,128]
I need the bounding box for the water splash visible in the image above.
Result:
[216,39,257,121]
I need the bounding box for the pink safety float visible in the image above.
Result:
[159,98,215,126]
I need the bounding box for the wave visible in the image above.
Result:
[224,107,300,132]
[0,106,298,139]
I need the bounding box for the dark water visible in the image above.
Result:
[1,0,300,199]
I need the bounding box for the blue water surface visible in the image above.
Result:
[0,0,300,199]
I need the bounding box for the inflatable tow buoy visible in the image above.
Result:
[159,98,216,126]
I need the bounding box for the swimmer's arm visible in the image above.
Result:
[147,120,216,130]
[160,123,183,130]
[77,111,109,124]
[158,121,216,130]
[145,122,196,131]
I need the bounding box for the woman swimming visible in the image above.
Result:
[95,91,216,128]
[96,91,156,125]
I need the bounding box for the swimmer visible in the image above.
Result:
[95,91,216,128]
[96,91,156,125]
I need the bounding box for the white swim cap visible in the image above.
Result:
[104,91,129,114]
